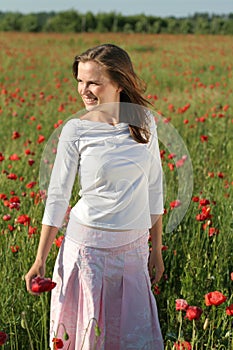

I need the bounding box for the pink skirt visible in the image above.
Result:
[50,230,164,350]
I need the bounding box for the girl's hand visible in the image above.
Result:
[148,249,164,284]
[25,261,46,295]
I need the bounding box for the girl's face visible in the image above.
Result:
[77,61,122,110]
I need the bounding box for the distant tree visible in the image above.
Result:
[123,23,134,33]
[135,15,149,33]
[0,10,232,35]
[180,18,194,34]
[222,18,233,34]
[210,16,225,34]
[151,18,166,33]
[82,11,96,32]
[0,12,22,31]
[194,16,211,34]
[95,12,119,32]
[38,11,56,31]
[167,17,180,34]
[19,14,40,32]
[44,10,81,32]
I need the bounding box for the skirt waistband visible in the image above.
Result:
[65,214,148,248]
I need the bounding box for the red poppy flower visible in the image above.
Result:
[3,200,10,207]
[199,198,210,206]
[31,277,57,293]
[200,135,208,142]
[24,149,32,155]
[7,173,17,180]
[168,104,175,112]
[217,172,224,178]
[0,153,5,162]
[176,157,186,168]
[16,214,30,226]
[160,149,166,159]
[28,159,35,166]
[26,181,37,188]
[52,337,64,349]
[153,285,161,295]
[170,200,181,209]
[192,196,199,202]
[10,196,20,203]
[3,214,11,221]
[178,103,190,113]
[196,206,212,221]
[58,104,65,112]
[12,131,21,139]
[208,172,214,178]
[222,104,229,111]
[54,119,63,128]
[168,163,175,171]
[197,117,206,123]
[37,135,45,144]
[9,154,20,161]
[226,304,233,316]
[205,291,227,306]
[208,227,219,237]
[10,245,20,253]
[28,226,37,237]
[9,202,20,210]
[0,331,8,345]
[0,193,7,200]
[185,306,203,320]
[54,235,64,248]
[176,299,189,311]
[174,340,192,350]
[168,153,176,159]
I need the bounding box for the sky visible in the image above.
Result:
[1,0,233,17]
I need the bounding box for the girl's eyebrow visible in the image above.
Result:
[77,77,101,84]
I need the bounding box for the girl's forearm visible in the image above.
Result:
[35,224,59,263]
[149,215,163,250]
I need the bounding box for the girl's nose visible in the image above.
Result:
[80,83,89,95]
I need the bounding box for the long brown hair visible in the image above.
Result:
[73,44,151,143]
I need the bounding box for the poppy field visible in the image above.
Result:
[0,32,232,349]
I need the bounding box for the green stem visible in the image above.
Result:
[80,318,100,350]
[21,312,35,350]
[41,295,48,349]
[11,308,18,350]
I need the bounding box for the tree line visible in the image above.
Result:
[0,10,233,34]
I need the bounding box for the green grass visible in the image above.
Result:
[0,32,232,349]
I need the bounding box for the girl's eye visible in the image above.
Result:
[77,80,99,86]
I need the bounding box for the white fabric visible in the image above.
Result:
[66,214,148,248]
[42,115,163,230]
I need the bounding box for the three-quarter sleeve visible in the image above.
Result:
[42,119,80,228]
[148,118,164,215]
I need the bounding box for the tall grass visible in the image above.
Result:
[0,33,232,349]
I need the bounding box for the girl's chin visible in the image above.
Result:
[85,104,98,111]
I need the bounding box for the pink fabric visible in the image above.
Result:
[66,214,148,248]
[50,232,164,350]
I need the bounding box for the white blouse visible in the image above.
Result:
[42,115,163,230]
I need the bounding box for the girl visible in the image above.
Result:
[25,43,164,350]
